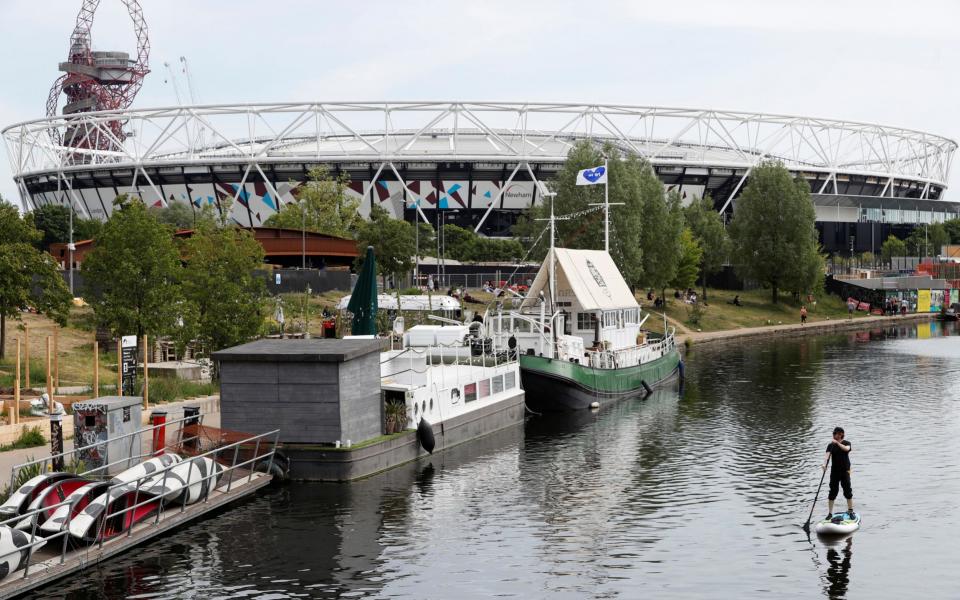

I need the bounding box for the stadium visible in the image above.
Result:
[3,101,958,254]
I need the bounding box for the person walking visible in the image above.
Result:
[847,299,856,319]
[800,305,808,325]
[823,427,855,519]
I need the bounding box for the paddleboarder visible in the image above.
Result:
[823,427,855,519]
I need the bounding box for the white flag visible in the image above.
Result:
[576,165,607,186]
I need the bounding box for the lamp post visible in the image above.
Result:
[301,197,306,269]
[68,201,75,295]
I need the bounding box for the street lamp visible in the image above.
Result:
[301,197,306,269]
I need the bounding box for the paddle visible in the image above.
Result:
[803,455,830,532]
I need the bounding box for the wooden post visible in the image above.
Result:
[142,334,149,409]
[46,336,53,413]
[24,325,30,390]
[117,339,122,398]
[93,341,99,398]
[53,327,60,391]
[14,338,20,426]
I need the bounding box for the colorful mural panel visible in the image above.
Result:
[917,289,931,313]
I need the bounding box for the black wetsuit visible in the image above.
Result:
[826,440,853,500]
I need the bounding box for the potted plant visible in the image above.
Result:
[383,401,408,434]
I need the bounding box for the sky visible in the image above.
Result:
[1,0,958,211]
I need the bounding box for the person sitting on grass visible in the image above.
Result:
[728,295,742,307]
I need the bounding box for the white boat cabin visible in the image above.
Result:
[485,248,659,367]
[380,324,521,429]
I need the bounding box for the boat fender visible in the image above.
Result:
[641,380,653,396]
[678,360,685,380]
[417,419,436,454]
[589,402,600,410]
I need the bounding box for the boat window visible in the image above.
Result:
[505,371,516,389]
[577,312,598,331]
[603,311,617,328]
[464,383,477,402]
[479,379,490,398]
[624,308,638,324]
[492,375,504,394]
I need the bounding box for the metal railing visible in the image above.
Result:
[1,427,279,584]
[9,412,207,491]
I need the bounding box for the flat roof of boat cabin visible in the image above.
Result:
[213,338,384,362]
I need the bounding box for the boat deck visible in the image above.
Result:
[0,469,271,598]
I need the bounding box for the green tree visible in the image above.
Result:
[669,228,703,292]
[640,185,684,299]
[929,223,950,256]
[0,200,72,358]
[728,161,819,304]
[150,202,196,230]
[906,223,950,257]
[944,217,960,245]
[180,220,266,361]
[683,194,728,301]
[82,196,183,338]
[263,167,362,239]
[512,141,645,288]
[27,204,103,250]
[881,235,906,264]
[356,206,416,288]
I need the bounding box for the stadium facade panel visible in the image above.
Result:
[4,102,958,252]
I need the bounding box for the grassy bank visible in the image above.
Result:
[640,288,872,334]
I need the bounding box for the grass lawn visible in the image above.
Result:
[0,308,115,392]
[639,288,872,334]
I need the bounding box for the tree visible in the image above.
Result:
[728,161,819,304]
[683,194,728,301]
[512,141,645,288]
[28,204,103,250]
[640,184,684,299]
[180,219,266,360]
[356,206,416,288]
[669,228,703,292]
[881,235,906,264]
[944,217,960,245]
[0,199,72,358]
[263,167,362,239]
[906,223,950,258]
[82,196,183,338]
[150,202,196,230]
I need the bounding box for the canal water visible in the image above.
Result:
[41,321,960,599]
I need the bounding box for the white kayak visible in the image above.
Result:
[815,511,861,535]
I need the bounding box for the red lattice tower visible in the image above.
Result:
[46,0,150,153]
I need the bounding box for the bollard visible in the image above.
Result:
[150,411,167,456]
[182,405,201,452]
[50,412,64,472]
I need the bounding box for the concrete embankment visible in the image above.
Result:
[678,312,936,352]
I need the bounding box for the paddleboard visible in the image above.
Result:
[815,511,861,535]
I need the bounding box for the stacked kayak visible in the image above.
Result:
[0,452,225,579]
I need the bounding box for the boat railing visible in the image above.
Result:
[9,413,209,491]
[584,328,676,368]
[1,428,280,584]
[382,336,518,394]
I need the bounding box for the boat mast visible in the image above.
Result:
[604,156,609,253]
[549,191,556,312]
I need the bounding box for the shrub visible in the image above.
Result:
[686,302,705,326]
[0,426,47,452]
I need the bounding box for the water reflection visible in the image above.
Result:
[818,535,853,599]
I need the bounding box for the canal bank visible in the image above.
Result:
[677,311,936,351]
